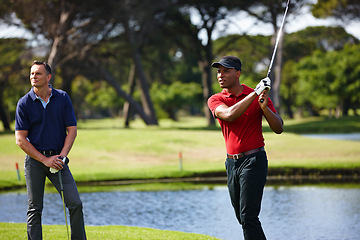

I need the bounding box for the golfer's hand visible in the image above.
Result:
[258,90,269,109]
[254,77,271,95]
[44,155,64,171]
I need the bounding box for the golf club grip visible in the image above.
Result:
[260,99,264,103]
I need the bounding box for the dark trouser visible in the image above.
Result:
[24,155,87,240]
[225,151,268,240]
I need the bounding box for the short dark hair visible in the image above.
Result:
[32,61,52,75]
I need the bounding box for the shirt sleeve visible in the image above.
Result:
[15,98,29,131]
[207,94,226,118]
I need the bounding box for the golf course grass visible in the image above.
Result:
[0,222,221,240]
[1,116,360,190]
[0,116,359,239]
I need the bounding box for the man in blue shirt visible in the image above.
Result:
[15,61,86,240]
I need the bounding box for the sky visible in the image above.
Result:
[198,4,360,43]
[1,4,359,43]
[215,7,360,40]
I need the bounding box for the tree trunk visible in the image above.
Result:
[133,50,158,125]
[282,96,294,119]
[47,8,73,84]
[199,60,215,126]
[342,98,350,116]
[89,57,154,125]
[60,64,75,97]
[0,89,11,131]
[123,64,136,127]
[124,17,158,125]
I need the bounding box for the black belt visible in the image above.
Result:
[40,150,60,156]
[227,147,265,160]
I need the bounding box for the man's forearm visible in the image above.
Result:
[15,131,47,163]
[60,126,77,157]
[263,107,283,134]
[216,92,258,121]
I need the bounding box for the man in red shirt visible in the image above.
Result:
[208,56,283,240]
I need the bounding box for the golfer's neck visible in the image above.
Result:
[34,86,51,101]
[225,84,243,96]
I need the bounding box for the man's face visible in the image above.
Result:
[30,64,51,88]
[216,65,240,89]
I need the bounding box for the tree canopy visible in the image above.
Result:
[0,0,359,131]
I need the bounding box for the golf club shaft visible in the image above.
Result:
[59,171,70,240]
[260,0,290,103]
[266,0,290,78]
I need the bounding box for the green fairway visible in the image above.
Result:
[1,116,359,239]
[1,116,360,189]
[0,222,220,240]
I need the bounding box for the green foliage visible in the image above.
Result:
[312,0,360,21]
[286,26,357,53]
[296,43,360,115]
[280,26,359,117]
[213,34,270,79]
[71,76,124,118]
[1,1,359,123]
[151,81,203,119]
[0,38,30,125]
[333,44,360,104]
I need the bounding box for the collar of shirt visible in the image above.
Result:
[29,85,54,108]
[220,84,253,98]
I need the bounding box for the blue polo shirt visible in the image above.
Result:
[15,86,77,152]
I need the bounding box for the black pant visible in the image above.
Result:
[225,151,268,240]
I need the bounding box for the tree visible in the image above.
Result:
[237,0,309,111]
[3,0,168,125]
[296,43,360,117]
[0,38,28,130]
[163,0,254,126]
[312,0,360,22]
[280,26,358,118]
[213,34,270,86]
[116,0,179,125]
[151,81,202,120]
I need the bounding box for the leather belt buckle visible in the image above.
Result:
[41,150,59,156]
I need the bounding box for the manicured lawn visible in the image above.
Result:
[1,116,360,189]
[0,222,220,240]
[1,116,359,239]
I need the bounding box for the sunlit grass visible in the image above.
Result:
[1,116,360,189]
[0,222,220,240]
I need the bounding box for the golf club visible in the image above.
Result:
[260,0,290,103]
[58,158,70,240]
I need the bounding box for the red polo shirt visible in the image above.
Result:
[207,84,277,155]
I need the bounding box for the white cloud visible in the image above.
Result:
[213,5,360,40]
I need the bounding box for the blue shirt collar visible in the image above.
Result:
[29,84,55,101]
